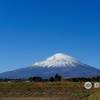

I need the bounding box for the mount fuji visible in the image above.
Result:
[0,53,100,79]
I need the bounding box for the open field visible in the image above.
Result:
[0,82,100,100]
[0,97,89,100]
[90,92,100,100]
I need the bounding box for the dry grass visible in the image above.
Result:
[0,97,89,100]
[0,82,99,99]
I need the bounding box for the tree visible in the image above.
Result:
[49,77,54,82]
[55,74,61,82]
[61,76,66,82]
[29,77,42,82]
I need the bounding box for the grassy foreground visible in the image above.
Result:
[0,82,100,100]
[90,92,100,100]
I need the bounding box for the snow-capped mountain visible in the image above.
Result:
[0,53,100,79]
[31,53,82,67]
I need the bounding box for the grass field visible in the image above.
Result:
[90,92,100,100]
[0,97,89,100]
[0,82,100,100]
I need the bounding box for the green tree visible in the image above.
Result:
[49,77,54,82]
[55,74,61,82]
[29,77,42,82]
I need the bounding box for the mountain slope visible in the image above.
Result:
[31,53,81,67]
[0,53,100,79]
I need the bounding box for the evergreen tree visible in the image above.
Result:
[29,77,42,82]
[49,77,54,82]
[55,74,61,82]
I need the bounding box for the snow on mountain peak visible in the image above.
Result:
[31,53,82,68]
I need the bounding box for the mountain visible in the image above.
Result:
[0,53,100,79]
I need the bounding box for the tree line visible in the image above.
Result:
[28,74,61,82]
[0,74,100,82]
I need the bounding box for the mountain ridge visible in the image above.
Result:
[0,53,100,79]
[29,53,84,68]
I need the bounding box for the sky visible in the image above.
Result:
[0,0,100,73]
